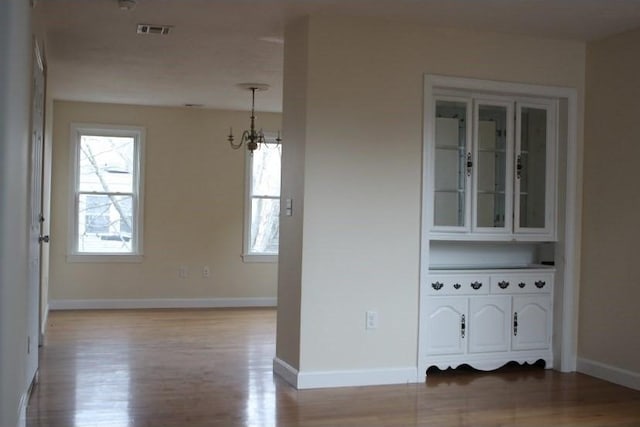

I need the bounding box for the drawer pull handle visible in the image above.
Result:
[461,314,466,338]
[513,312,518,336]
[471,281,483,290]
[498,281,510,289]
[466,152,473,177]
[431,281,444,291]
[535,280,546,289]
[518,282,526,289]
[453,283,461,290]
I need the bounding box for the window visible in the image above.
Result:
[244,138,281,262]
[69,124,144,261]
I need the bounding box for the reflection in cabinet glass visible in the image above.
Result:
[517,106,548,230]
[434,99,469,228]
[475,103,510,230]
[429,91,556,240]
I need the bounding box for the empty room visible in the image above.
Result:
[2,1,640,426]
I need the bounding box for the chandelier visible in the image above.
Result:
[228,83,281,154]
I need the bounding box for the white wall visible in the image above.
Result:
[277,15,585,380]
[0,0,32,425]
[49,101,280,305]
[580,26,640,379]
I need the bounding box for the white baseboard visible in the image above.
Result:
[299,367,419,389]
[17,392,27,427]
[273,358,418,389]
[49,297,277,310]
[273,357,299,388]
[577,357,640,391]
[297,366,418,389]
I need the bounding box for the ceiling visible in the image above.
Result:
[38,0,640,113]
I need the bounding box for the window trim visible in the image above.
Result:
[242,133,280,263]
[67,123,145,262]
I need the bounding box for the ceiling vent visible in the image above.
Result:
[136,24,172,35]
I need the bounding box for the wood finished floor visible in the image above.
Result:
[27,308,640,427]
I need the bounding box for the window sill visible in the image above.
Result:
[242,254,278,264]
[66,254,144,263]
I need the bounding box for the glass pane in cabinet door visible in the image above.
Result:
[477,105,507,228]
[519,107,547,228]
[434,100,467,227]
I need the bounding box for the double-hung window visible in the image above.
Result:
[69,124,144,261]
[244,137,281,262]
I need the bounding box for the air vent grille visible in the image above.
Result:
[137,24,172,35]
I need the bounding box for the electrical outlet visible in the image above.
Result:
[366,311,378,330]
[203,266,211,278]
[178,265,189,278]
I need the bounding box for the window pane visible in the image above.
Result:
[77,194,133,253]
[251,145,281,197]
[79,135,134,192]
[250,198,279,254]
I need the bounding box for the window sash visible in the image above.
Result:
[244,138,281,261]
[69,124,144,259]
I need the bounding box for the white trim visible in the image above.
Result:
[243,133,281,258]
[242,254,278,263]
[560,91,580,373]
[66,254,143,263]
[273,357,299,388]
[578,357,640,391]
[39,302,49,345]
[296,367,419,389]
[17,392,27,427]
[49,297,277,310]
[68,123,146,258]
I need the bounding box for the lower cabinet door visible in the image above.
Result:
[424,298,467,355]
[512,295,551,350]
[468,296,511,353]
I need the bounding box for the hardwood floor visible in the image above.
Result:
[27,308,640,427]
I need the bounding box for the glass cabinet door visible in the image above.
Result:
[433,99,470,229]
[515,102,554,233]
[473,101,513,232]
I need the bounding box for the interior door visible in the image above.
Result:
[26,40,46,388]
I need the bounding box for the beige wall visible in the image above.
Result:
[580,27,640,373]
[275,17,309,369]
[278,15,586,373]
[0,0,32,424]
[50,101,280,302]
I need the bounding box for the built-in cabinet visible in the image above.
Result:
[421,270,553,371]
[420,79,561,377]
[430,93,557,241]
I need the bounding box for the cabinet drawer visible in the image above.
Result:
[491,274,553,294]
[427,275,490,295]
